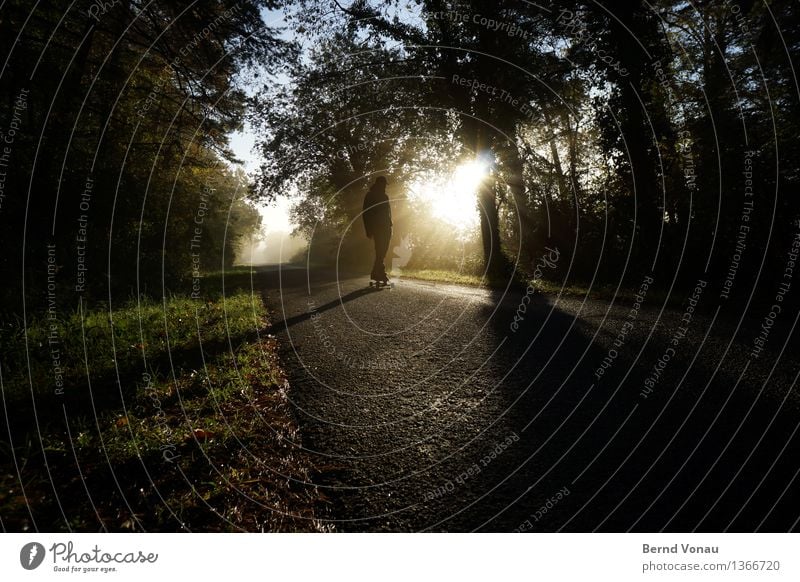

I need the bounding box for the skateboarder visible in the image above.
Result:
[362,176,392,284]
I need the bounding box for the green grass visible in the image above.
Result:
[0,288,327,532]
[397,268,569,294]
[397,268,490,287]
[396,268,680,306]
[1,293,263,402]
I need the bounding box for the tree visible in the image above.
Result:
[0,0,286,305]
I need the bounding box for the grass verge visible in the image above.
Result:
[397,268,680,306]
[0,290,328,532]
[397,269,490,287]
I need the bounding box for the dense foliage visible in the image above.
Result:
[0,0,286,310]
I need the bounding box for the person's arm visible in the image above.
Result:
[363,193,373,237]
[384,193,393,227]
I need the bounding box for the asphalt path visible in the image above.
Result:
[263,268,800,532]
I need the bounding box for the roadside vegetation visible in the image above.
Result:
[396,267,683,308]
[0,282,328,532]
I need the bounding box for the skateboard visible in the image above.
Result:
[368,279,393,289]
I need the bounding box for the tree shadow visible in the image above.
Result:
[435,288,800,533]
[413,288,630,532]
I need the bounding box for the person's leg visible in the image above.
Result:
[371,234,383,280]
[375,228,391,280]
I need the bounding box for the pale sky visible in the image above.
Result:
[228,8,295,236]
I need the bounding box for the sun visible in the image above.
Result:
[407,160,489,232]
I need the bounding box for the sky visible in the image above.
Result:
[228,8,295,239]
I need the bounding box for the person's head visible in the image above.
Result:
[372,176,387,193]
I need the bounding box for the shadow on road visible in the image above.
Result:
[469,289,800,533]
[280,286,383,331]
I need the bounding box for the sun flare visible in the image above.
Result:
[408,160,489,232]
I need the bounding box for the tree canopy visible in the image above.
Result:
[250,0,799,292]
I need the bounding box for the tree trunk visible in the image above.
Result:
[498,138,538,264]
[478,177,504,277]
[468,122,506,279]
[542,110,570,202]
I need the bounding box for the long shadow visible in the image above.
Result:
[423,289,632,532]
[278,286,383,331]
[448,288,800,533]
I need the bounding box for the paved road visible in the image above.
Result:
[263,269,800,532]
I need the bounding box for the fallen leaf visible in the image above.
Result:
[192,428,215,441]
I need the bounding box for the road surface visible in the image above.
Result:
[262,269,800,532]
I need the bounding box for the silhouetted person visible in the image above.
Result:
[362,176,392,283]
